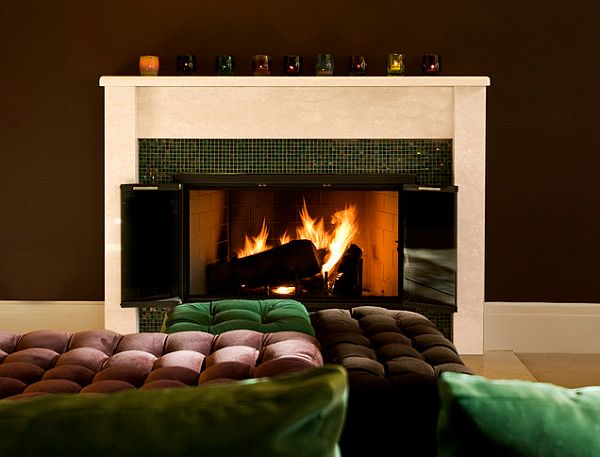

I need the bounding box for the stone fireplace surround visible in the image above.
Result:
[100,76,489,354]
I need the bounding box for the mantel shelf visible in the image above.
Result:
[99,75,490,88]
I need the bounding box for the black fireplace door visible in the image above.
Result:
[120,184,183,307]
[401,185,458,309]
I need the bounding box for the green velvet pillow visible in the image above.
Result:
[437,372,600,457]
[0,365,347,457]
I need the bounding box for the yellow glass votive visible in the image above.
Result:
[386,53,405,76]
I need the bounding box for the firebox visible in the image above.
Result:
[120,173,457,314]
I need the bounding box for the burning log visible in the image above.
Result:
[207,239,323,292]
[234,239,323,286]
[332,243,363,296]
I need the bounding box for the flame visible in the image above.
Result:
[296,200,333,250]
[321,206,358,274]
[236,200,358,278]
[237,219,271,258]
[279,231,291,245]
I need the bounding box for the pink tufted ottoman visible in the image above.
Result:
[0,328,323,401]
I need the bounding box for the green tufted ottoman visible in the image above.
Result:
[161,299,315,336]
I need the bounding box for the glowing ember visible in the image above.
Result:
[272,286,296,295]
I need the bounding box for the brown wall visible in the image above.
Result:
[0,1,598,302]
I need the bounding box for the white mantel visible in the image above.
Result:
[100,75,490,354]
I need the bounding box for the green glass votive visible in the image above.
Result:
[315,53,334,76]
[215,55,235,76]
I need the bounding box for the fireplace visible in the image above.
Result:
[120,172,458,324]
[101,76,489,353]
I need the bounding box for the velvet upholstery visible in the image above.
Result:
[0,328,322,400]
[437,372,600,457]
[0,365,348,457]
[162,298,315,336]
[310,306,473,457]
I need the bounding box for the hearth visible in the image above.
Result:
[121,173,457,314]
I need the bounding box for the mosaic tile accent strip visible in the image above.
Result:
[404,306,454,341]
[138,139,453,186]
[138,307,169,333]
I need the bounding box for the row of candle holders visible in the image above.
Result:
[138,53,442,77]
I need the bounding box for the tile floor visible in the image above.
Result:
[460,351,536,381]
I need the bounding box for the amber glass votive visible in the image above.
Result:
[215,55,235,75]
[348,55,367,76]
[176,54,197,75]
[422,54,442,75]
[315,53,334,76]
[386,53,405,76]
[283,55,303,76]
[139,55,159,76]
[252,54,271,76]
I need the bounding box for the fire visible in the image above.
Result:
[237,200,358,278]
[321,205,358,274]
[237,219,271,258]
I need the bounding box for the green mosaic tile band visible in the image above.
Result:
[138,307,169,333]
[138,139,453,186]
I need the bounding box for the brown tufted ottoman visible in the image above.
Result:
[0,328,323,401]
[310,306,473,457]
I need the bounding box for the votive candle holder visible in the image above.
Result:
[176,54,197,75]
[386,53,405,76]
[215,55,235,76]
[422,54,442,75]
[315,53,334,76]
[252,54,272,76]
[348,55,367,76]
[139,55,159,76]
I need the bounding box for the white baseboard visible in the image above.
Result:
[0,301,104,333]
[485,302,600,353]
